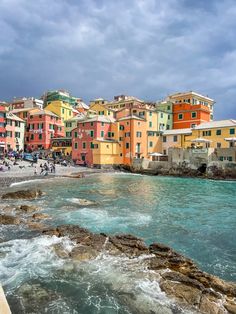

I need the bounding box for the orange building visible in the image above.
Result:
[167,92,215,129]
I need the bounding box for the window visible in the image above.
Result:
[203,130,211,136]
[38,123,44,129]
[167,105,170,110]
[119,125,124,130]
[39,134,43,140]
[149,112,152,116]
[30,124,34,130]
[228,156,233,162]
[160,113,163,118]
[230,128,235,135]
[191,112,197,118]
[108,111,111,115]
[30,134,34,140]
[62,108,65,114]
[173,135,178,142]
[149,141,153,147]
[126,143,129,149]
[90,142,94,148]
[82,123,85,127]
[217,142,221,148]
[120,153,123,156]
[136,132,142,137]
[90,130,94,137]
[168,114,170,120]
[23,112,27,118]
[216,130,221,136]
[74,131,78,138]
[178,114,183,120]
[125,132,130,137]
[82,142,86,149]
[101,122,104,126]
[74,142,78,149]
[91,122,94,126]
[163,136,167,143]
[15,132,20,138]
[119,137,123,141]
[149,122,152,128]
[66,132,71,137]
[101,131,104,137]
[191,124,196,128]
[126,122,129,125]
[163,150,167,155]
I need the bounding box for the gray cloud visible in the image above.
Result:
[0,0,236,119]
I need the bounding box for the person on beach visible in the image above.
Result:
[34,167,38,175]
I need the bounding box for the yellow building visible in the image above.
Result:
[64,113,86,137]
[89,102,115,117]
[185,120,236,149]
[51,137,72,156]
[45,100,73,122]
[92,139,123,166]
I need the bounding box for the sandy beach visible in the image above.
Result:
[0,159,104,189]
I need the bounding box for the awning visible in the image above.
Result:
[224,137,236,142]
[149,152,163,156]
[191,138,212,143]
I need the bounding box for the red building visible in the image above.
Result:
[25,109,64,151]
[0,104,6,154]
[168,92,214,129]
[71,116,114,165]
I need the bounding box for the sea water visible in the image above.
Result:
[0,173,235,313]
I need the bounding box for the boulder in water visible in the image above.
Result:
[69,198,97,206]
[31,213,50,220]
[1,189,43,200]
[0,214,20,225]
[16,204,41,213]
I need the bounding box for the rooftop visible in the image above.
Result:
[195,119,236,130]
[117,115,146,121]
[6,112,24,122]
[163,128,192,135]
[167,91,214,102]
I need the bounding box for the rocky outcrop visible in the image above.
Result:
[42,224,236,314]
[0,214,20,225]
[1,189,43,200]
[16,204,41,213]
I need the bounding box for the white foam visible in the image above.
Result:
[10,179,46,187]
[0,236,75,290]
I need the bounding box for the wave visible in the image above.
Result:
[10,179,47,187]
[0,236,75,290]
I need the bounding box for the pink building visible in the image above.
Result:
[0,104,6,154]
[72,116,114,165]
[25,109,64,151]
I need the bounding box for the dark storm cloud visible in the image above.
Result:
[0,0,235,119]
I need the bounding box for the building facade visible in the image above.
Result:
[5,112,25,151]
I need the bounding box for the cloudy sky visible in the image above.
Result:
[0,0,235,119]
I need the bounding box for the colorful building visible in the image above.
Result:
[185,120,236,149]
[64,113,86,138]
[51,137,72,157]
[72,116,119,166]
[89,102,115,118]
[5,112,25,151]
[45,100,73,122]
[155,100,173,130]
[162,129,192,155]
[25,109,64,151]
[167,91,214,129]
[0,104,6,153]
[11,97,43,110]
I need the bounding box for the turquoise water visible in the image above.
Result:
[1,173,236,313]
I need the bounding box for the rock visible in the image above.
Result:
[1,205,15,214]
[0,214,20,225]
[32,213,50,220]
[27,222,46,230]
[40,224,236,313]
[16,204,40,213]
[69,198,97,206]
[160,280,201,307]
[108,234,149,257]
[2,189,43,200]
[224,299,236,314]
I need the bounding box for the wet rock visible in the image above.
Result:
[199,294,226,314]
[108,234,149,257]
[70,198,97,206]
[224,299,236,314]
[0,214,20,225]
[1,189,43,200]
[70,246,99,261]
[32,213,50,220]
[16,204,40,213]
[27,222,46,230]
[160,280,201,307]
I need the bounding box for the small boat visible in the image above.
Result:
[23,153,37,163]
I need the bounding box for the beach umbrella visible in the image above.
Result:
[224,137,236,142]
[191,138,212,143]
